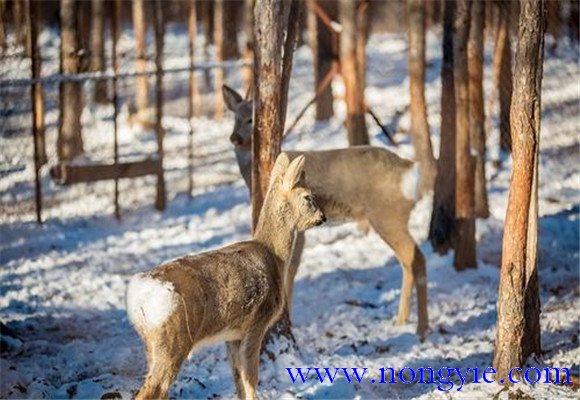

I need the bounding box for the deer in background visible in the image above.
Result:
[223,85,429,338]
[127,154,325,400]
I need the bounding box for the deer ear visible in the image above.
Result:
[270,152,290,183]
[223,85,243,111]
[282,155,305,191]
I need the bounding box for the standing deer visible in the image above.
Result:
[223,85,429,338]
[126,154,325,400]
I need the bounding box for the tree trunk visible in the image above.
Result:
[356,0,369,89]
[27,0,46,165]
[133,0,149,113]
[429,0,456,255]
[493,0,545,380]
[188,0,201,117]
[201,1,213,92]
[213,0,231,120]
[308,0,337,121]
[407,0,437,192]
[468,0,489,219]
[153,0,166,211]
[12,0,28,52]
[0,0,7,52]
[242,0,255,95]
[58,0,84,162]
[339,0,368,146]
[253,0,300,349]
[90,0,107,103]
[453,0,476,270]
[493,1,513,154]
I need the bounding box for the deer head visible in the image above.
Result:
[257,153,326,235]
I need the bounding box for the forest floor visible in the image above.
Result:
[1,26,579,399]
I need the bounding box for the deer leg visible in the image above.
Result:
[238,327,267,400]
[370,219,428,338]
[285,231,305,316]
[227,340,246,399]
[136,331,190,400]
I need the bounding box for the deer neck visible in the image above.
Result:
[253,203,296,282]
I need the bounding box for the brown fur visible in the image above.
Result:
[127,154,325,399]
[223,85,429,339]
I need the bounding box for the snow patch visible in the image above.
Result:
[126,273,178,331]
[400,163,421,201]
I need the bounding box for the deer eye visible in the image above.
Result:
[247,118,253,124]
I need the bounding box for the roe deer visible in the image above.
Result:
[223,85,429,338]
[126,154,325,400]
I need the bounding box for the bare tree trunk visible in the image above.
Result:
[493,0,512,154]
[308,0,337,120]
[340,0,368,146]
[468,0,489,218]
[153,0,166,211]
[242,0,255,95]
[133,0,149,113]
[493,0,545,380]
[429,0,456,255]
[12,0,28,51]
[223,1,239,59]
[453,0,476,270]
[201,1,213,93]
[187,0,198,196]
[253,0,300,348]
[27,0,43,223]
[188,0,201,117]
[27,0,46,165]
[356,0,369,89]
[425,0,441,27]
[213,0,231,120]
[90,0,107,103]
[0,0,7,53]
[407,0,437,192]
[58,0,84,162]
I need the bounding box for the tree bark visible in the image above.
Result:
[213,0,237,119]
[153,0,166,211]
[201,1,213,92]
[407,0,437,192]
[493,0,545,380]
[188,0,201,117]
[27,0,46,165]
[1,0,7,52]
[493,1,513,153]
[453,0,476,270]
[242,0,255,95]
[133,0,149,113]
[90,0,107,103]
[308,0,337,121]
[429,0,456,255]
[339,0,369,146]
[58,0,84,162]
[468,0,489,219]
[253,0,300,348]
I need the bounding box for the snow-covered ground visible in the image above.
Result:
[1,25,579,399]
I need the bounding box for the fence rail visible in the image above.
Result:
[0,59,252,89]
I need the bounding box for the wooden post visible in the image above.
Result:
[188,0,198,196]
[493,0,545,380]
[27,0,42,224]
[111,0,121,219]
[153,0,166,211]
[453,0,476,270]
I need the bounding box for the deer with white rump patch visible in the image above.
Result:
[126,153,325,400]
[223,85,429,338]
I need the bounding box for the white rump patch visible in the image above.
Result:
[126,273,178,330]
[400,163,421,201]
